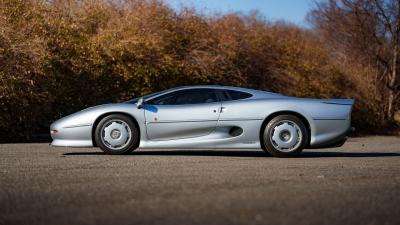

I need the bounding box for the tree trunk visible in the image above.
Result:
[388,89,395,120]
[387,45,397,121]
[387,0,400,121]
[387,40,397,120]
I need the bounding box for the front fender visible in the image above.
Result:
[50,103,145,147]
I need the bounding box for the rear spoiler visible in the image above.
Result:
[321,99,354,105]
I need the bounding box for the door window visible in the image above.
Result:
[147,89,218,105]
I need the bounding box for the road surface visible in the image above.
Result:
[1,136,400,225]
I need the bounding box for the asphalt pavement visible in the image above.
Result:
[1,136,400,225]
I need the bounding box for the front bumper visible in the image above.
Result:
[51,139,93,147]
[50,121,94,147]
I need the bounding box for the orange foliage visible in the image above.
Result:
[0,0,393,141]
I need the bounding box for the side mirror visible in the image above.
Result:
[137,97,144,109]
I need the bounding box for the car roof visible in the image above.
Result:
[144,85,282,101]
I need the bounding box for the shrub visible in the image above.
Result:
[0,0,395,142]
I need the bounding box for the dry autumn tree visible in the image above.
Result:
[0,0,397,141]
[309,0,400,122]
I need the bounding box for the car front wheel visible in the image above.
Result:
[262,115,308,157]
[95,114,139,154]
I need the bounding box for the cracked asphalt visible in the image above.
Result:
[1,136,400,225]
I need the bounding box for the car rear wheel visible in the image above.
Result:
[262,115,308,157]
[95,114,139,154]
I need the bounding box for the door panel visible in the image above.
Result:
[145,103,221,140]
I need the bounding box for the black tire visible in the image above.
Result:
[94,114,139,155]
[261,115,308,157]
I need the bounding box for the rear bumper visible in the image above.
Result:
[308,127,354,149]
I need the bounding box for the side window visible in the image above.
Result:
[146,92,178,105]
[147,89,218,105]
[174,89,218,104]
[226,90,253,100]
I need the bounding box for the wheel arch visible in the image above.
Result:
[259,111,311,148]
[91,112,140,147]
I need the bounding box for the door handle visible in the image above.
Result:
[220,107,226,113]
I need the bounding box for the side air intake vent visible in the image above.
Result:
[229,127,243,137]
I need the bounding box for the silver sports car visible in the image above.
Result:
[50,85,354,157]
